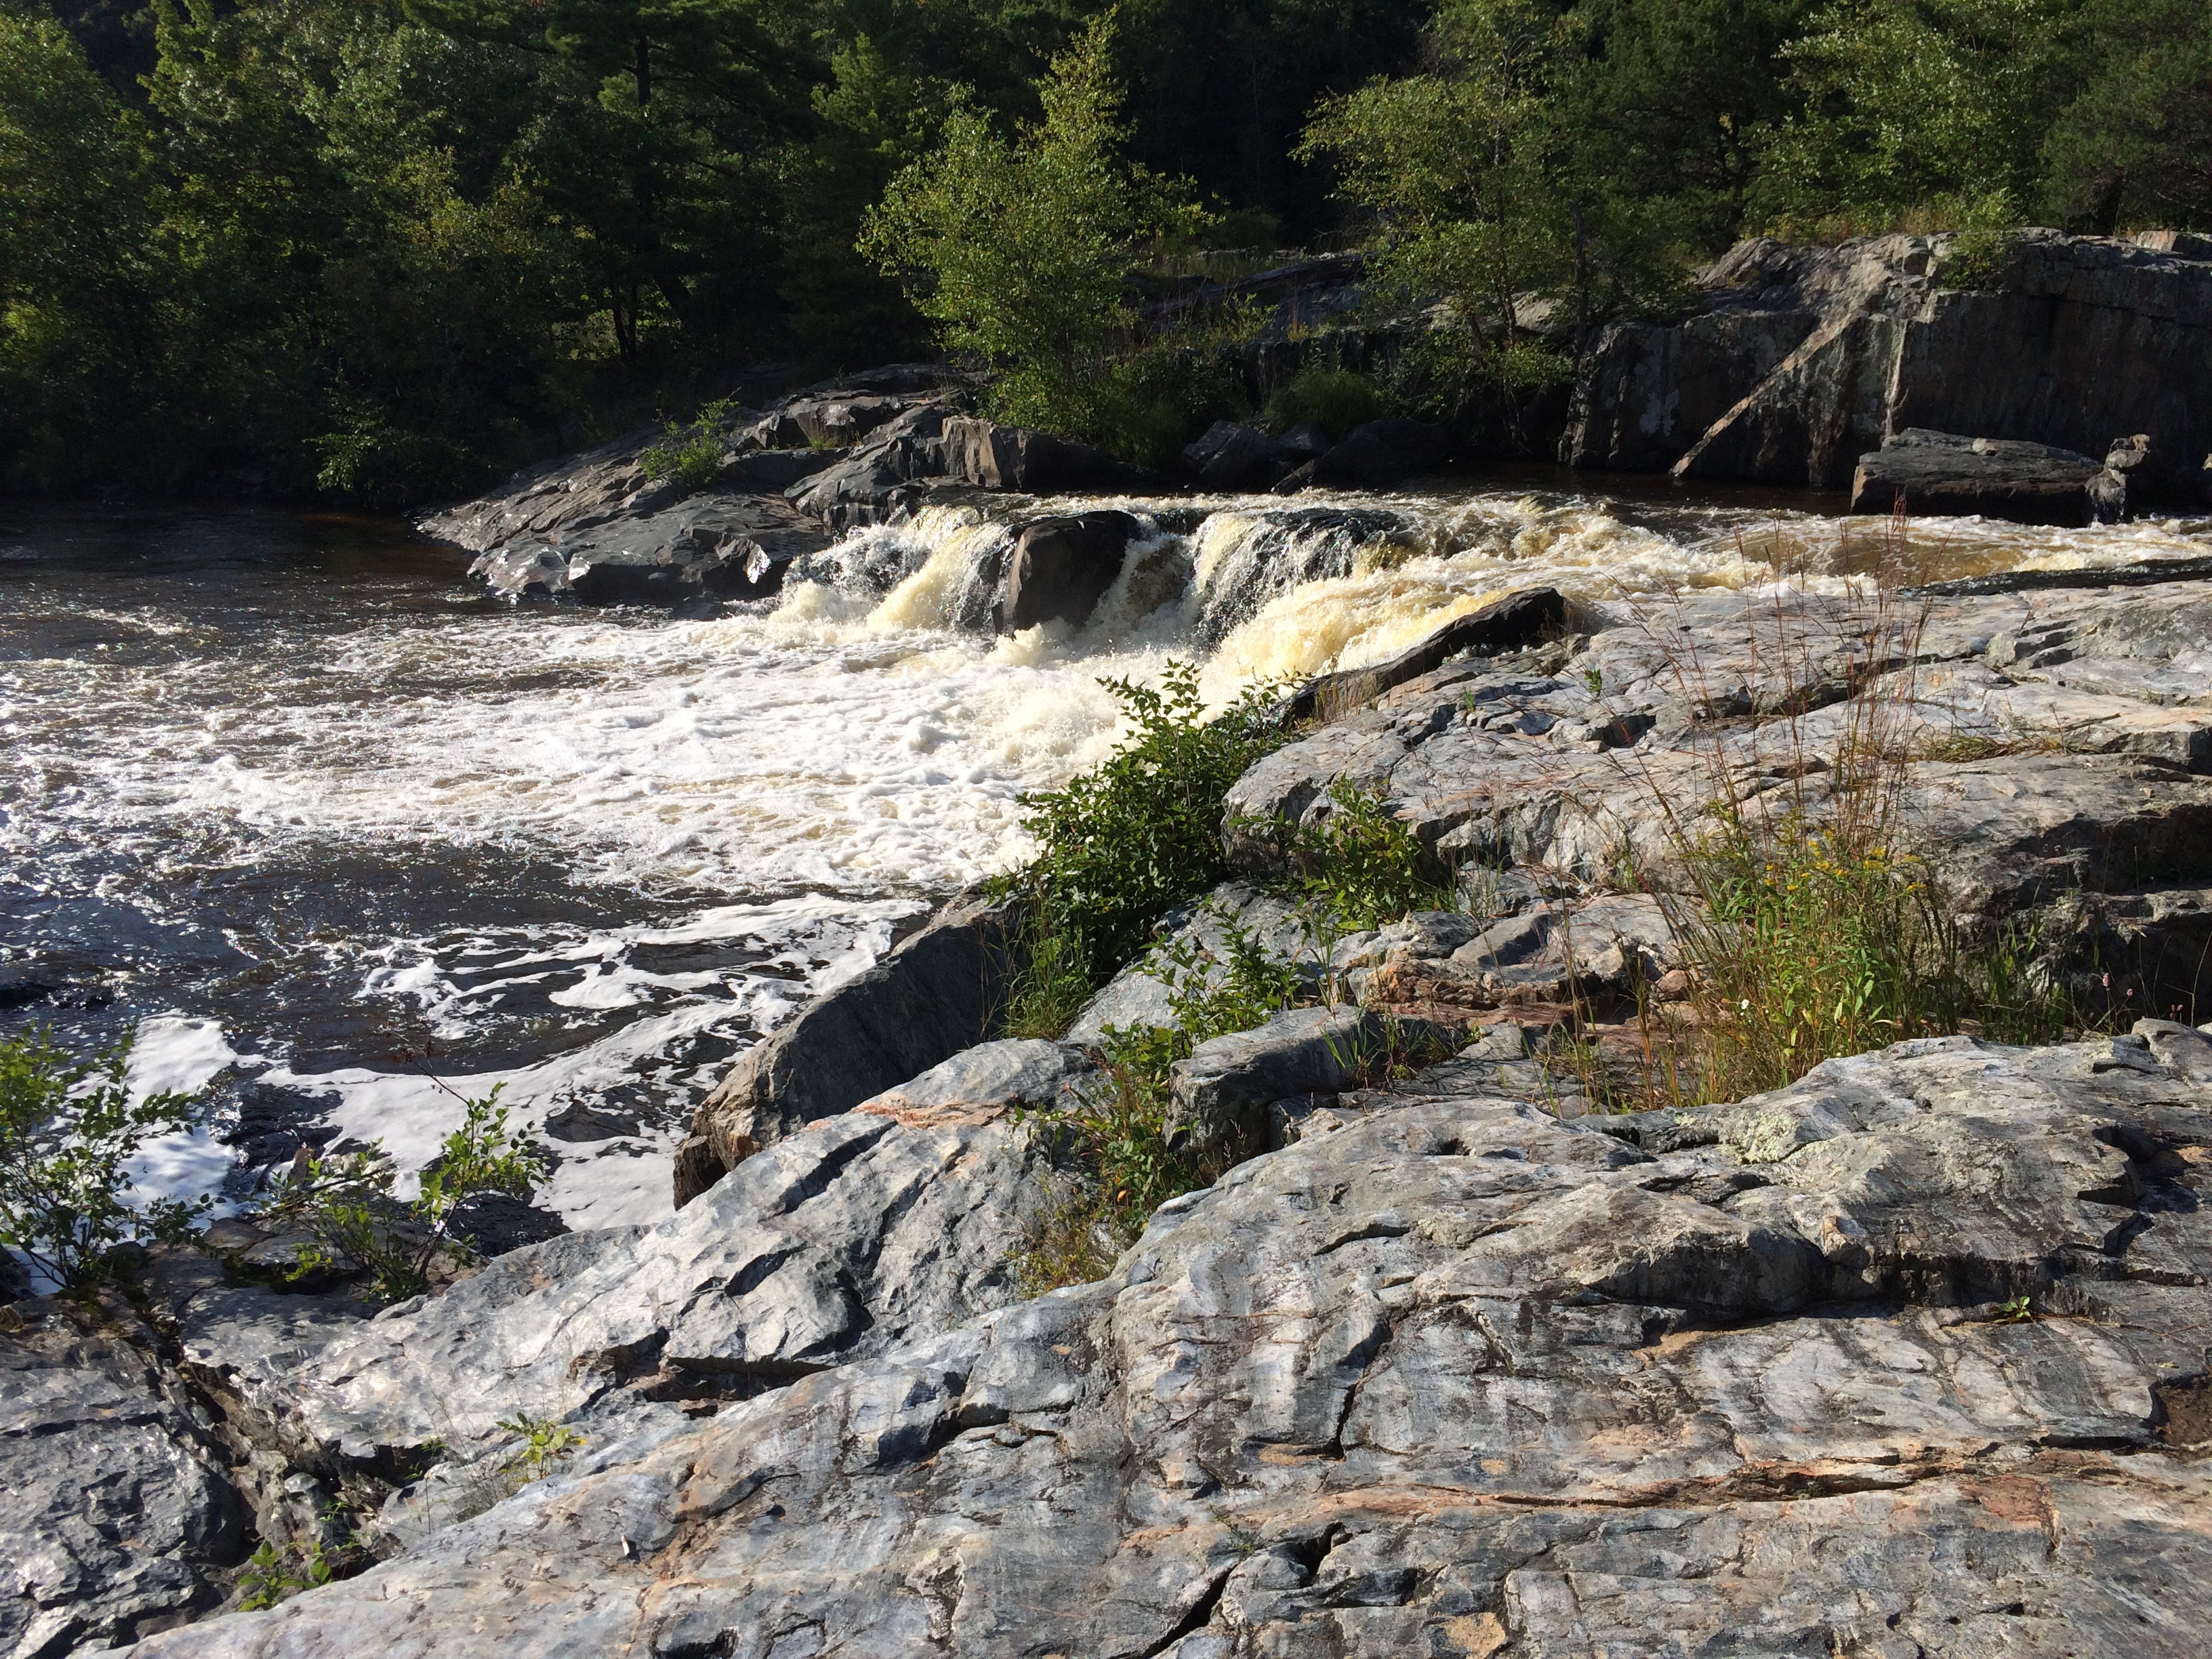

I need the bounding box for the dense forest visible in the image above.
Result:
[2,0,2207,502]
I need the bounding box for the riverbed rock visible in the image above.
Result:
[1310,417,1452,486]
[1849,428,2123,524]
[1563,229,2212,510]
[1232,573,2212,1017]
[1284,586,1566,722]
[123,1029,2212,1659]
[999,510,1141,631]
[941,414,1150,493]
[1,1298,248,1654]
[676,890,1026,1204]
[1183,421,1290,491]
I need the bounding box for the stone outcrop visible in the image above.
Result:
[1849,428,2125,524]
[122,1028,2212,1658]
[1227,571,2212,1017]
[674,889,1027,1204]
[1563,229,2212,514]
[1000,511,1142,631]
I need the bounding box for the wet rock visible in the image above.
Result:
[1849,429,2121,525]
[1275,421,1332,462]
[1565,229,2212,495]
[999,511,1139,631]
[1310,417,1452,486]
[1284,586,1565,722]
[677,890,1026,1203]
[1182,421,1288,491]
[717,446,845,492]
[1,1299,249,1654]
[783,403,960,531]
[123,1033,2212,1659]
[464,493,829,603]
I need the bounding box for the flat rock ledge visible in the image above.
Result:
[127,1029,2212,1658]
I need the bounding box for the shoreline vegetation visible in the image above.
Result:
[5,0,2209,502]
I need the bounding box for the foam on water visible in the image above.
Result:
[5,489,2206,1243]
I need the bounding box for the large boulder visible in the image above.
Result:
[1309,417,1452,486]
[1562,230,2212,508]
[674,890,1027,1204]
[468,493,827,604]
[1181,420,1290,491]
[998,511,1140,632]
[1849,428,2125,524]
[941,415,1147,493]
[123,1030,2212,1659]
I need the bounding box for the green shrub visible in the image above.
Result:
[639,397,737,490]
[1005,661,1292,1000]
[253,1089,546,1303]
[1277,779,1454,931]
[1086,342,1251,469]
[0,1031,209,1292]
[1261,365,1392,440]
[1019,908,1311,1289]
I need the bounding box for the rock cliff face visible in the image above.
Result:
[124,1030,2212,1658]
[1562,230,2212,504]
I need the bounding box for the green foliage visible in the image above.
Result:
[2040,0,2212,232]
[1748,0,2082,235]
[859,12,1210,441]
[1261,365,1392,441]
[0,1031,209,1292]
[1277,779,1454,932]
[1018,907,1311,1289]
[254,1088,547,1303]
[237,1536,343,1612]
[495,1412,588,1479]
[640,397,737,489]
[1008,660,1292,995]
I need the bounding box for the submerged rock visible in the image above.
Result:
[123,1030,2212,1658]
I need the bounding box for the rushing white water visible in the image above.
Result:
[3,487,2206,1240]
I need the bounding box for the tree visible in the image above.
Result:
[2041,0,2212,232]
[1298,0,1578,428]
[858,10,1208,434]
[1746,0,2086,234]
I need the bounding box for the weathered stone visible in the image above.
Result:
[1849,428,2119,524]
[1310,417,1452,486]
[999,511,1139,632]
[124,1033,2212,1659]
[1284,587,1565,722]
[857,1039,1091,1128]
[1,1299,248,1654]
[1565,229,2212,499]
[677,890,1025,1203]
[1183,421,1288,491]
[942,415,1147,493]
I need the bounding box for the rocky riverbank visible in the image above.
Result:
[417,230,2212,605]
[11,558,2212,1656]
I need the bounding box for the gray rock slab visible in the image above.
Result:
[125,1033,2212,1658]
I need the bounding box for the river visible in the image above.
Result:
[4,479,2204,1236]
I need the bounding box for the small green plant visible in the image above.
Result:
[996,660,1292,1031]
[639,397,737,490]
[255,1088,547,1303]
[1994,1294,2035,1324]
[1937,192,2016,291]
[1017,909,1313,1289]
[237,1536,342,1611]
[1259,778,1454,933]
[1582,665,1603,697]
[495,1412,588,1479]
[0,1030,209,1292]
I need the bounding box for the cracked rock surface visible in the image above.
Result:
[130,1029,2212,1658]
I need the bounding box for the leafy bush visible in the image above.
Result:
[254,1089,546,1303]
[1019,909,1311,1289]
[1261,365,1392,441]
[237,1534,355,1612]
[495,1413,588,1479]
[639,398,738,491]
[1006,661,1292,999]
[0,1031,209,1292]
[1085,341,1252,469]
[1277,779,1454,930]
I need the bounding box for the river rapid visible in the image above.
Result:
[5,478,2206,1237]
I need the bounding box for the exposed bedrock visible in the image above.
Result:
[674,888,1027,1204]
[1226,572,2212,1017]
[125,1029,2212,1658]
[1561,228,2212,517]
